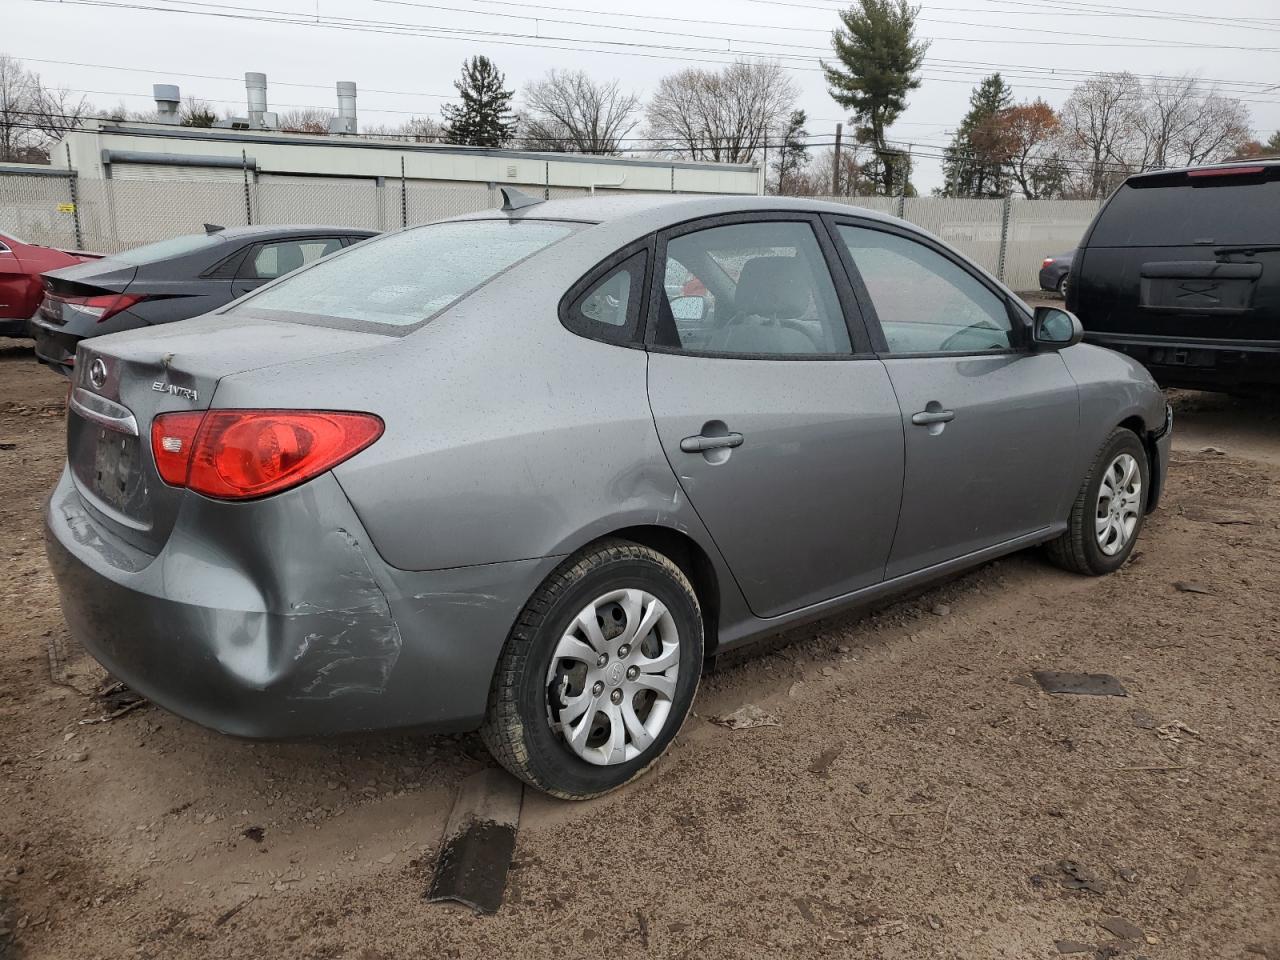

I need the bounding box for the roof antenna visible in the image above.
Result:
[203,223,226,234]
[499,187,544,213]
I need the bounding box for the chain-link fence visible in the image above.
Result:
[0,173,80,249]
[1,169,1101,289]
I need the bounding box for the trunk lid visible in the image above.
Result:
[66,312,392,554]
[40,262,139,326]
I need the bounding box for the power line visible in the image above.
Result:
[21,0,1280,56]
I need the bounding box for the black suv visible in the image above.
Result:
[1069,160,1279,393]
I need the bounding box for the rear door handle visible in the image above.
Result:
[911,409,955,426]
[680,432,744,453]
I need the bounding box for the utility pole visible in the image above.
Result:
[832,122,843,196]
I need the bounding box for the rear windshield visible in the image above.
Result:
[1091,173,1280,247]
[233,220,577,327]
[110,233,227,264]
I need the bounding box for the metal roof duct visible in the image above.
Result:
[153,84,181,124]
[244,72,276,129]
[329,81,357,134]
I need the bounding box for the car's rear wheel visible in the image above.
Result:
[1057,273,1069,298]
[1046,427,1149,576]
[481,540,703,799]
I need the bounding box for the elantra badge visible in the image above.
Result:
[152,381,199,402]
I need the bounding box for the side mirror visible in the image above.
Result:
[1032,306,1084,350]
[669,295,706,322]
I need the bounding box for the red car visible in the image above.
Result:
[0,230,100,337]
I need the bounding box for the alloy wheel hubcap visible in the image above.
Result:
[1096,453,1142,556]
[545,588,680,766]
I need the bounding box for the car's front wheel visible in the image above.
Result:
[481,540,703,799]
[1046,427,1149,576]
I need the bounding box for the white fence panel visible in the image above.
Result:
[902,197,1006,276]
[1004,199,1102,291]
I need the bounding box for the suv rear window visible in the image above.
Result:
[234,220,577,327]
[1090,170,1280,248]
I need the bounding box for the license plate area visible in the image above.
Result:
[92,428,141,513]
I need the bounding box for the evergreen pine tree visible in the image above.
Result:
[941,74,1013,197]
[821,0,928,197]
[441,56,516,147]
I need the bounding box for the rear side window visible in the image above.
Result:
[248,238,343,280]
[562,250,646,344]
[1091,172,1280,247]
[234,220,577,327]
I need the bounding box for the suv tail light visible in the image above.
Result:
[151,410,383,500]
[43,289,146,324]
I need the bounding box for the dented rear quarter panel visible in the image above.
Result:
[46,464,560,736]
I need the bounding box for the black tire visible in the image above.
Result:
[1057,273,1069,298]
[1046,427,1149,576]
[480,539,703,799]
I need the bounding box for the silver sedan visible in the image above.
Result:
[45,193,1172,798]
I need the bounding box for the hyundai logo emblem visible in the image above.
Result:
[89,358,108,389]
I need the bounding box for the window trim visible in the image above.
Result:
[821,214,1032,359]
[557,237,654,348]
[642,211,878,361]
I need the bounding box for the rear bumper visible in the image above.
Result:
[30,317,78,375]
[0,316,33,338]
[1084,331,1280,388]
[45,466,556,738]
[1038,266,1066,292]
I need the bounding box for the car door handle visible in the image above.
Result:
[680,432,744,453]
[911,409,956,426]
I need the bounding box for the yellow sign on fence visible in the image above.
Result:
[57,202,76,213]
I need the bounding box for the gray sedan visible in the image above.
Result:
[45,194,1172,799]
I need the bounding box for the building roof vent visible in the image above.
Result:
[153,84,181,124]
[329,81,357,135]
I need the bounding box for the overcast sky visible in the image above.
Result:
[8,0,1280,192]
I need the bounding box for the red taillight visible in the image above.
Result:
[1187,165,1265,179]
[47,291,146,323]
[1041,258,1055,268]
[151,410,383,500]
[151,412,204,485]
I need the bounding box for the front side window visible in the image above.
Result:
[249,238,344,280]
[652,221,852,357]
[234,220,577,327]
[837,225,1015,355]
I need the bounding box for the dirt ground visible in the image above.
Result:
[0,335,1276,960]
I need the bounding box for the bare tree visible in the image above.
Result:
[0,54,41,162]
[1059,72,1139,198]
[399,116,441,142]
[1058,72,1253,196]
[278,108,331,134]
[521,70,640,154]
[1172,89,1251,167]
[792,144,872,197]
[645,59,799,164]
